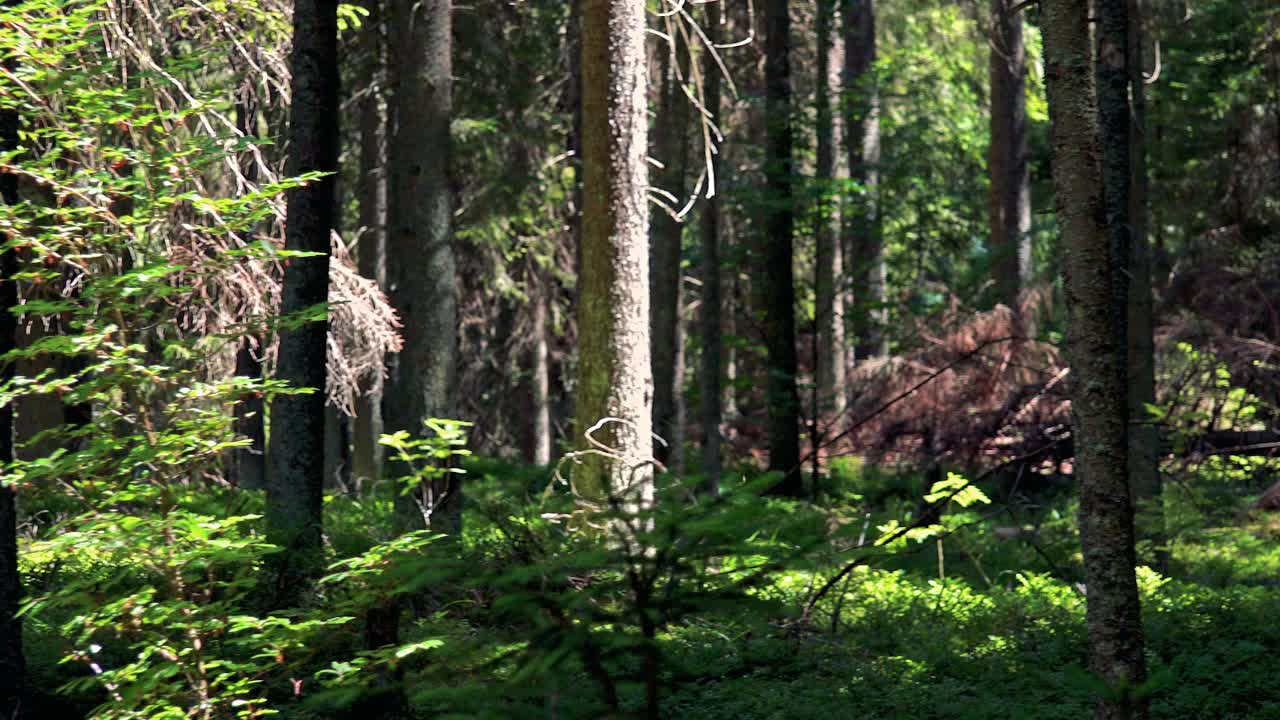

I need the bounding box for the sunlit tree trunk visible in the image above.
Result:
[385,0,461,533]
[762,0,802,496]
[352,0,388,492]
[1042,0,1148,716]
[267,0,340,604]
[844,0,885,363]
[816,0,847,420]
[0,27,25,710]
[528,277,552,466]
[651,30,690,476]
[988,0,1032,307]
[573,0,654,514]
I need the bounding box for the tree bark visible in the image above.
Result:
[816,0,848,419]
[988,0,1033,308]
[1125,0,1163,570]
[762,0,802,496]
[699,0,724,494]
[528,277,552,466]
[232,338,266,490]
[231,90,267,491]
[1042,0,1148,716]
[385,0,461,533]
[0,28,26,712]
[844,0,885,363]
[266,0,340,605]
[650,30,690,475]
[353,0,388,492]
[573,0,654,514]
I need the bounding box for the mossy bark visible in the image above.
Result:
[573,0,655,516]
[1042,0,1148,716]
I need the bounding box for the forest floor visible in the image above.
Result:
[20,457,1280,719]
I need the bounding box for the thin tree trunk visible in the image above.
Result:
[323,404,350,493]
[651,30,690,475]
[844,0,885,362]
[988,0,1033,307]
[266,0,340,605]
[573,0,654,515]
[1125,0,1163,571]
[353,0,388,492]
[529,278,552,466]
[1042,0,1148,716]
[0,30,25,711]
[385,0,461,533]
[762,0,802,496]
[233,338,266,490]
[699,0,724,494]
[569,0,584,293]
[816,0,847,419]
[231,90,267,491]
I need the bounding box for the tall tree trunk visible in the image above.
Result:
[762,0,802,496]
[569,0,584,290]
[573,0,654,514]
[1042,0,1148,717]
[988,0,1033,308]
[816,0,847,419]
[651,31,690,475]
[528,277,553,466]
[266,0,340,605]
[353,0,388,492]
[0,30,25,712]
[385,0,460,533]
[844,0,885,363]
[1125,0,1163,571]
[231,90,267,491]
[699,0,724,494]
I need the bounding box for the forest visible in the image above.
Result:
[0,0,1278,717]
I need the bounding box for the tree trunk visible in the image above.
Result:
[573,0,654,514]
[1125,0,1163,571]
[0,34,25,713]
[651,30,690,476]
[988,0,1033,308]
[352,0,388,493]
[232,338,266,490]
[323,403,350,493]
[762,0,802,496]
[231,91,267,491]
[1042,0,1148,716]
[844,0,885,363]
[528,278,552,466]
[699,0,724,494]
[816,0,847,419]
[385,0,461,533]
[266,0,340,605]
